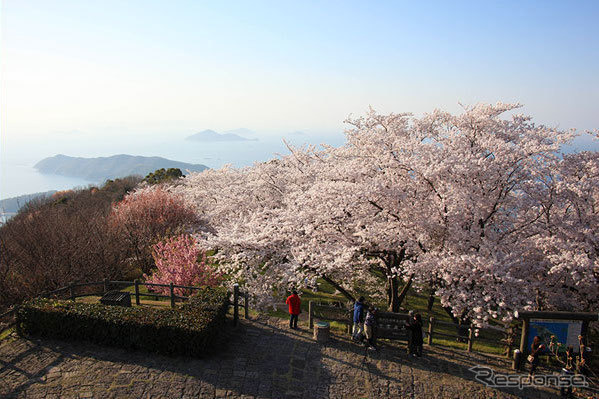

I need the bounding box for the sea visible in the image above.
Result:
[0,131,346,201]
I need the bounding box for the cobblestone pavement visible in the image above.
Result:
[0,315,567,398]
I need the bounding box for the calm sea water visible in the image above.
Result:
[0,132,345,200]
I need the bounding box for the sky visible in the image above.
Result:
[1,0,599,141]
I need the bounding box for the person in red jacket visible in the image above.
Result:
[286,290,301,329]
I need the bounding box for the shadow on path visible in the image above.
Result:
[0,316,569,398]
[0,316,331,399]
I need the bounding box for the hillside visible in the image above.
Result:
[35,154,209,181]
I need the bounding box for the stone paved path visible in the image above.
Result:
[0,315,569,398]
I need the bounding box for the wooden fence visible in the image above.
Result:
[424,316,519,357]
[308,301,353,333]
[306,301,518,357]
[0,280,250,335]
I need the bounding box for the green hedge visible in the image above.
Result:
[16,287,229,357]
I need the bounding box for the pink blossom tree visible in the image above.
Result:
[144,234,221,296]
[109,186,206,274]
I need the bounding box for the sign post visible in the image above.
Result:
[514,311,598,370]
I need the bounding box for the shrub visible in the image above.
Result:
[143,168,183,185]
[16,287,229,357]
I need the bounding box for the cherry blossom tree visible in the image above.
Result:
[144,234,221,296]
[173,103,598,326]
[525,149,599,313]
[109,186,205,274]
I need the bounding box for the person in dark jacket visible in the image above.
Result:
[352,296,366,341]
[285,290,301,329]
[411,313,424,357]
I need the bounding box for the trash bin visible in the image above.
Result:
[314,321,330,343]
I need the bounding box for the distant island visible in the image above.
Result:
[35,154,209,182]
[186,129,256,142]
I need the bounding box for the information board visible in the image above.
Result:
[527,319,582,353]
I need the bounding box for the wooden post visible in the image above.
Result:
[467,326,474,352]
[309,301,313,329]
[233,284,239,327]
[169,282,175,308]
[427,316,435,345]
[103,278,109,294]
[134,279,140,306]
[244,291,249,319]
[581,321,589,346]
[518,319,529,371]
[505,326,513,359]
[69,282,75,300]
[512,349,521,370]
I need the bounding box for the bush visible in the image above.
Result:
[16,287,229,357]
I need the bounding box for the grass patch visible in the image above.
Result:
[119,284,170,302]
[0,326,15,342]
[76,295,172,308]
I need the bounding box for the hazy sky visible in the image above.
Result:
[2,0,598,141]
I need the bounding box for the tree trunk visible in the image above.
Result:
[321,275,355,302]
[396,273,413,309]
[443,306,460,324]
[384,249,411,313]
[388,276,399,312]
[427,284,435,311]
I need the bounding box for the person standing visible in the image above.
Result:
[364,307,378,350]
[577,335,592,377]
[412,313,423,357]
[529,336,545,376]
[286,290,301,329]
[353,296,366,341]
[405,310,415,355]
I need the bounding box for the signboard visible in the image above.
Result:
[527,319,582,353]
[375,312,409,340]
